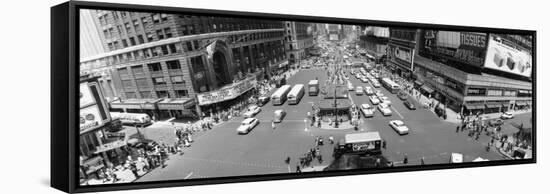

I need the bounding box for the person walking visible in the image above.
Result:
[403,154,408,164]
[420,157,425,165]
[272,120,276,131]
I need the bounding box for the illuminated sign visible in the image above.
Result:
[329,34,339,41]
[389,44,414,70]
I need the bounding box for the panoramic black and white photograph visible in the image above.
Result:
[78,9,533,185]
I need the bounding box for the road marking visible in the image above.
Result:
[184,172,193,179]
[391,106,404,119]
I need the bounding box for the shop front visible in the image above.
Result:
[514,100,532,110]
[463,102,485,116]
[420,84,435,97]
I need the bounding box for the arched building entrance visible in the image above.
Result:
[212,51,230,88]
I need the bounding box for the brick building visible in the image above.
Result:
[80,10,287,119]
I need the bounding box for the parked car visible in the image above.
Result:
[273,109,287,123]
[355,86,363,95]
[404,99,416,110]
[500,112,514,119]
[360,103,375,118]
[243,105,261,118]
[389,120,409,135]
[237,118,259,134]
[257,96,270,107]
[378,103,392,116]
[369,95,381,105]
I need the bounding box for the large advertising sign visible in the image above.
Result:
[80,83,95,108]
[197,77,257,105]
[389,44,414,70]
[80,105,105,133]
[423,31,488,66]
[484,35,532,77]
[329,34,339,41]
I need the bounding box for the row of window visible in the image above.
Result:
[466,87,531,97]
[118,60,183,77]
[176,16,283,35]
[125,89,188,99]
[390,29,417,42]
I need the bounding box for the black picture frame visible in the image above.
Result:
[51,1,536,193]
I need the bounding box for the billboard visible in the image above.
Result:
[329,34,339,41]
[80,83,95,108]
[423,31,487,67]
[80,105,105,133]
[389,44,414,70]
[484,35,532,77]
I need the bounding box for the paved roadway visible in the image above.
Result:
[136,45,531,181]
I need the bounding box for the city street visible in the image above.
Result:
[135,65,525,182]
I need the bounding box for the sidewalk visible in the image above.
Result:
[408,88,531,124]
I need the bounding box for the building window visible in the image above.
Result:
[168,44,177,53]
[112,11,119,20]
[183,41,192,51]
[156,90,170,98]
[193,40,199,50]
[164,28,172,38]
[129,37,136,46]
[133,20,139,29]
[140,91,153,98]
[120,12,127,18]
[122,80,133,88]
[107,42,114,51]
[125,92,137,98]
[122,39,128,48]
[161,45,169,55]
[141,17,148,26]
[137,35,144,44]
[503,90,517,97]
[487,89,503,96]
[189,25,195,34]
[148,62,162,72]
[517,90,532,97]
[467,88,487,96]
[181,25,188,35]
[175,90,189,98]
[171,76,185,84]
[146,33,154,42]
[153,77,167,85]
[125,22,131,32]
[117,25,123,35]
[166,60,181,70]
[156,30,164,40]
[160,13,168,21]
[131,65,144,76]
[135,78,149,87]
[118,68,129,76]
[152,13,161,23]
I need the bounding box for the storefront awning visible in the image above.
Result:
[157,98,195,110]
[414,80,424,86]
[420,85,435,94]
[485,103,501,108]
[515,101,527,106]
[109,98,163,110]
[464,104,485,110]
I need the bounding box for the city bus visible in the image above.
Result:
[271,85,291,106]
[334,132,382,156]
[110,112,152,125]
[381,77,400,94]
[287,84,305,105]
[308,80,319,96]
